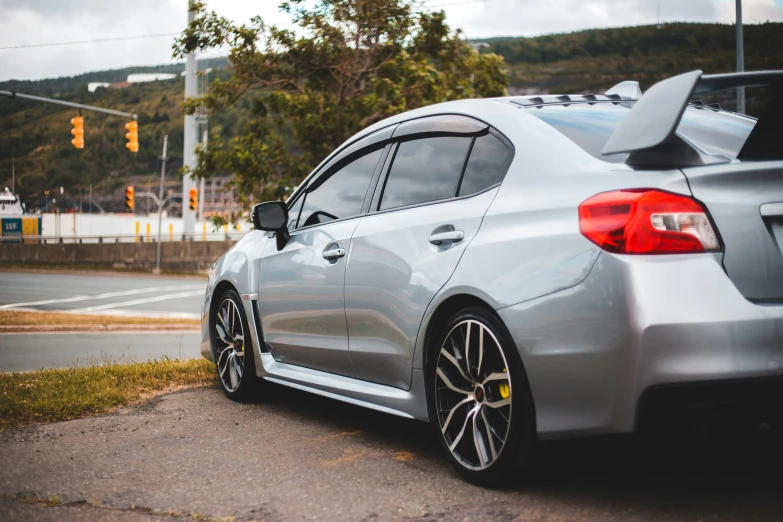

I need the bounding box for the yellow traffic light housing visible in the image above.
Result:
[188,188,198,212]
[125,120,139,153]
[70,116,84,149]
[125,186,135,212]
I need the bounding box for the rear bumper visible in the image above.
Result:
[498,252,783,438]
[637,376,783,434]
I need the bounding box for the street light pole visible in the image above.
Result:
[155,135,169,275]
[736,0,745,114]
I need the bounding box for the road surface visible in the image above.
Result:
[0,271,204,319]
[0,332,201,372]
[1,385,781,521]
[0,271,205,371]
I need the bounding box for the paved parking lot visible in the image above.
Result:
[2,384,782,521]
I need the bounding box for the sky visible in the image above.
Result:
[1,0,782,82]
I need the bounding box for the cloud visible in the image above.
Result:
[0,0,781,81]
[430,0,781,38]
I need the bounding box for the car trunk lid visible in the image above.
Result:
[682,161,783,301]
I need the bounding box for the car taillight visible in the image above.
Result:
[578,189,720,254]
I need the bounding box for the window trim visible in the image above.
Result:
[283,115,515,231]
[289,144,390,233]
[371,125,514,216]
[457,129,515,198]
[376,134,474,212]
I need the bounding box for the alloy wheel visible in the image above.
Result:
[435,319,512,470]
[215,297,246,393]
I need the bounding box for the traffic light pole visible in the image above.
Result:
[156,136,168,275]
[0,90,138,120]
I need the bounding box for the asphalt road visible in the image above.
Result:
[0,332,201,372]
[0,270,206,371]
[0,271,205,319]
[1,385,782,521]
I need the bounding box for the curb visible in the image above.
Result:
[0,324,200,334]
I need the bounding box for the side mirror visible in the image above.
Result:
[252,201,290,250]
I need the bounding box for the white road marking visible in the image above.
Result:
[72,290,205,312]
[0,285,204,310]
[0,306,199,320]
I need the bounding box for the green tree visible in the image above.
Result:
[173,0,508,207]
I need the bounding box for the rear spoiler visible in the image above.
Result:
[602,70,783,164]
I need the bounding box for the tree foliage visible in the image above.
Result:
[173,0,508,206]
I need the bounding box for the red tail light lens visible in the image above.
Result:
[578,189,720,254]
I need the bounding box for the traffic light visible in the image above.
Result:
[125,120,139,153]
[188,188,198,212]
[125,186,135,212]
[70,116,84,149]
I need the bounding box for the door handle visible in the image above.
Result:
[322,247,346,259]
[429,230,464,245]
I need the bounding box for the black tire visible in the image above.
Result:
[428,306,537,487]
[212,288,261,401]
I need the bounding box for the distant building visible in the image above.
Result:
[127,73,176,84]
[88,82,110,93]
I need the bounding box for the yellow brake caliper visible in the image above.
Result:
[498,368,510,399]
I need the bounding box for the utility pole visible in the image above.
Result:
[182,1,198,238]
[11,150,14,194]
[736,0,745,114]
[156,135,169,275]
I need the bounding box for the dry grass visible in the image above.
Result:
[0,310,199,326]
[0,358,216,430]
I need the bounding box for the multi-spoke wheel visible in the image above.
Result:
[212,289,258,400]
[430,307,536,486]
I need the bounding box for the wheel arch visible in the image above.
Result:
[421,293,494,373]
[419,291,538,432]
[208,280,240,361]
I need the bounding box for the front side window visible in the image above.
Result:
[286,193,304,231]
[380,136,472,211]
[298,148,382,229]
[458,133,512,197]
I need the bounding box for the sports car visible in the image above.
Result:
[201,69,783,485]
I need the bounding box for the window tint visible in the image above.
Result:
[286,193,304,231]
[380,136,472,210]
[298,148,382,229]
[458,134,511,196]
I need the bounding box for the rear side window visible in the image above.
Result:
[298,148,382,228]
[458,134,512,196]
[380,136,472,210]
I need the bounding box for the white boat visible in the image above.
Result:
[0,188,24,216]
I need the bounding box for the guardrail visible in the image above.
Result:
[0,232,248,244]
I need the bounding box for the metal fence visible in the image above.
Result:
[0,232,248,244]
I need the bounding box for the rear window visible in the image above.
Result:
[527,103,756,163]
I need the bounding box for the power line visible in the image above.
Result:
[421,0,501,8]
[0,32,179,51]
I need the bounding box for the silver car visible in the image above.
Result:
[201,69,783,485]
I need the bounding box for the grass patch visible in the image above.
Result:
[0,358,216,430]
[0,310,199,326]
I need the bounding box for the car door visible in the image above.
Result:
[345,117,515,389]
[257,144,387,377]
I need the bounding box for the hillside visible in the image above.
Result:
[482,22,783,94]
[1,22,782,211]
